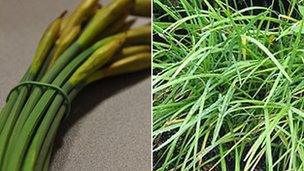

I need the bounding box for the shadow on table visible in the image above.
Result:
[50,70,150,167]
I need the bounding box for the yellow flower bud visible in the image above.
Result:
[69,34,126,85]
[86,52,151,83]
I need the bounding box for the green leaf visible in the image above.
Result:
[298,5,304,17]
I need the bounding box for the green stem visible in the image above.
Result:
[22,83,73,171]
[0,69,30,132]
[25,85,82,171]
[0,69,35,166]
[9,44,81,140]
[41,142,54,171]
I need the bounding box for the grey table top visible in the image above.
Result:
[0,1,151,170]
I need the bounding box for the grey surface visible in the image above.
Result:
[0,1,151,170]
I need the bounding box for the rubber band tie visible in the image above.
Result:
[6,81,71,118]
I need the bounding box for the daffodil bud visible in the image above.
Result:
[48,25,81,69]
[30,15,62,74]
[77,0,134,46]
[125,25,151,45]
[108,45,150,63]
[61,0,99,32]
[86,52,151,83]
[100,11,130,39]
[69,34,126,85]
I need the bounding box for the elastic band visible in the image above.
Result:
[7,81,71,118]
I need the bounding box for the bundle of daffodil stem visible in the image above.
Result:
[0,0,151,170]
